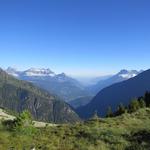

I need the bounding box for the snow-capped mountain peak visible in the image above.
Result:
[23,68,56,77]
[118,70,140,79]
[6,67,56,77]
[6,67,20,77]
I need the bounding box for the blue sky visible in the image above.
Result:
[0,0,150,77]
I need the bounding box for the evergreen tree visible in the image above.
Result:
[92,110,99,120]
[144,91,150,107]
[106,106,113,118]
[139,98,146,108]
[116,103,126,116]
[14,110,36,135]
[129,99,140,113]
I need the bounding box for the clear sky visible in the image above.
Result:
[0,0,150,77]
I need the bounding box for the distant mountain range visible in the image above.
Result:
[87,69,143,95]
[6,67,89,102]
[6,67,56,77]
[0,68,79,123]
[77,69,150,119]
[6,67,144,110]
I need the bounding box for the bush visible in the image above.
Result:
[2,110,37,135]
[14,110,36,135]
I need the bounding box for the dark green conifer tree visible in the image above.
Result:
[116,103,126,115]
[144,91,150,106]
[92,110,99,120]
[139,98,146,108]
[106,106,113,118]
[129,99,140,113]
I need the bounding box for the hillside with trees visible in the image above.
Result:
[77,69,150,119]
[0,69,79,123]
[0,92,150,149]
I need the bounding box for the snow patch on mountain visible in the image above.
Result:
[118,70,139,79]
[6,67,56,77]
[6,67,20,77]
[119,73,137,79]
[23,68,55,77]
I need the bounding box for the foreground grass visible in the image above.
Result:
[0,108,150,150]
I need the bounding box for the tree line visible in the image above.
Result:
[106,91,150,118]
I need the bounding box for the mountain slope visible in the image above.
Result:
[77,69,150,119]
[0,69,79,123]
[68,96,93,108]
[88,69,142,95]
[6,67,89,102]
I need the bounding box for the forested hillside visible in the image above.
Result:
[0,69,79,123]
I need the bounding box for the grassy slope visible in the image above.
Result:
[0,108,150,150]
